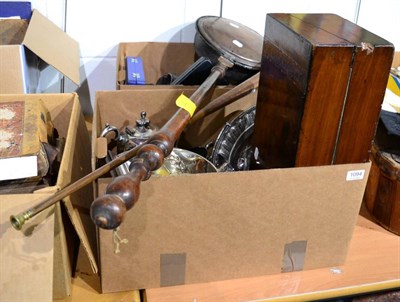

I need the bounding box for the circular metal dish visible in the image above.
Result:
[194,16,263,84]
[195,16,263,70]
[154,148,218,176]
[210,106,256,171]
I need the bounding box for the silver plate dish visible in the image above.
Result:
[210,106,256,171]
[155,148,217,176]
[113,148,217,177]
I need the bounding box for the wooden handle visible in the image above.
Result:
[191,72,259,123]
[90,57,234,229]
[10,141,144,230]
[10,57,237,231]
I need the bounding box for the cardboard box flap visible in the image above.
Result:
[39,93,98,274]
[52,202,72,299]
[58,95,98,274]
[62,198,98,274]
[0,45,26,93]
[23,94,98,274]
[22,9,80,86]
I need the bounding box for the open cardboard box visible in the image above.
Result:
[0,9,80,94]
[0,93,96,301]
[91,88,371,293]
[116,42,196,89]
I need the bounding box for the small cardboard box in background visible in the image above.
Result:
[0,9,80,94]
[0,93,97,301]
[116,42,196,89]
[91,88,371,293]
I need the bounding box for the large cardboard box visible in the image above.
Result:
[92,88,371,293]
[0,93,97,301]
[0,9,80,94]
[116,42,196,89]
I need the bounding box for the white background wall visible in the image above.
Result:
[5,0,400,115]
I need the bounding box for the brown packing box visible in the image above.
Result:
[0,93,97,301]
[116,42,196,89]
[92,88,371,293]
[0,9,80,94]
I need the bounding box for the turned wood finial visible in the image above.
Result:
[91,194,127,230]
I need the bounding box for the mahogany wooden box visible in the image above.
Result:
[252,13,394,168]
[364,143,400,235]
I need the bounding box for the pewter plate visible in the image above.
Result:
[210,106,255,171]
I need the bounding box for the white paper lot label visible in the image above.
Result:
[346,170,365,181]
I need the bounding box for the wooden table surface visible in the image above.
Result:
[60,208,400,302]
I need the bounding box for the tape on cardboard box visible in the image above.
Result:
[160,253,187,287]
[281,240,307,273]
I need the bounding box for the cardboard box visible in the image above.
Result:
[0,93,97,301]
[393,51,400,68]
[116,42,196,89]
[0,9,80,94]
[92,88,371,293]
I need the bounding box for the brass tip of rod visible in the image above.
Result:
[9,213,29,231]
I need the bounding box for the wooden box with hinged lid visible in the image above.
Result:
[252,13,394,168]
